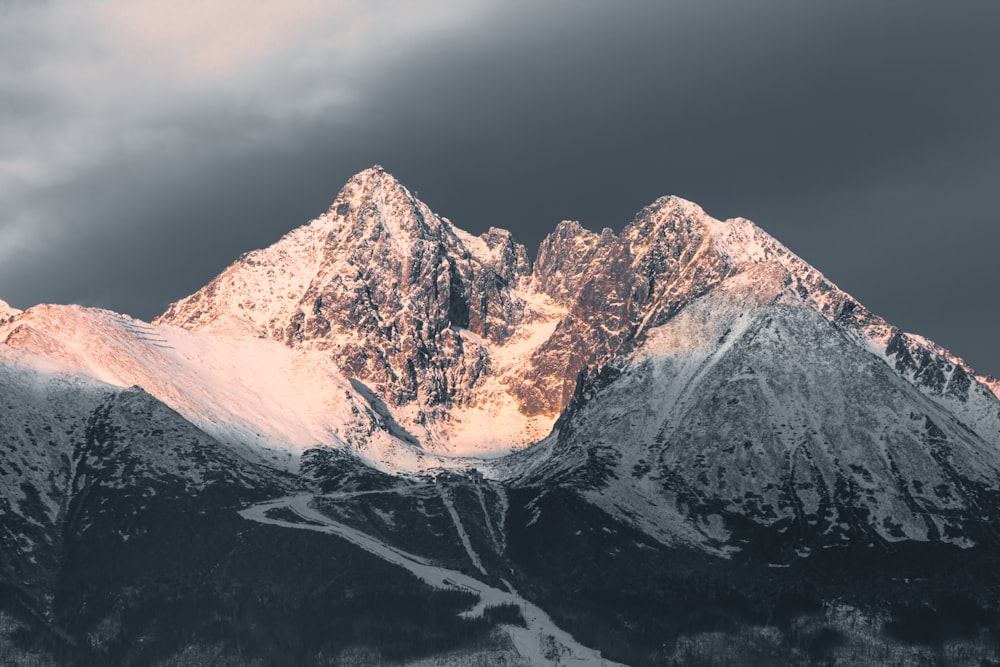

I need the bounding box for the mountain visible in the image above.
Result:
[156,166,549,455]
[508,266,1000,552]
[2,167,1000,665]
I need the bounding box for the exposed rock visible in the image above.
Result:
[158,167,532,438]
[158,167,1000,457]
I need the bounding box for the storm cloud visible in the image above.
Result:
[1,0,998,374]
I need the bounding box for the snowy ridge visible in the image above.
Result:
[615,197,1000,447]
[625,197,999,406]
[507,271,1000,551]
[0,340,274,598]
[1,304,476,475]
[713,212,1000,445]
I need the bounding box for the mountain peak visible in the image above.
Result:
[343,163,395,190]
[649,193,709,217]
[551,219,594,236]
[624,194,706,232]
[326,165,415,217]
[321,165,458,253]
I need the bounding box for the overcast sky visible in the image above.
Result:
[1,1,998,375]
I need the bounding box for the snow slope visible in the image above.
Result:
[504,266,1000,551]
[0,340,276,599]
[0,304,467,474]
[240,492,622,666]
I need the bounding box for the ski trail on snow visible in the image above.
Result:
[437,482,488,577]
[239,494,621,667]
[494,483,510,554]
[472,479,501,553]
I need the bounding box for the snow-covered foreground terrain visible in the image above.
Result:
[240,491,623,667]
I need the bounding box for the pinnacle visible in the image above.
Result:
[351,164,401,188]
[647,194,708,219]
[551,220,595,237]
[356,163,386,179]
[336,165,415,206]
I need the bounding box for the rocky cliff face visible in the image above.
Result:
[158,167,537,447]
[513,197,734,414]
[157,167,1000,463]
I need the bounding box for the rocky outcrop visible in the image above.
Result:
[507,270,1000,552]
[158,167,531,429]
[512,197,736,414]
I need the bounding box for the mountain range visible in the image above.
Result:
[2,167,999,665]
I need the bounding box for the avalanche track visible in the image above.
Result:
[239,492,621,666]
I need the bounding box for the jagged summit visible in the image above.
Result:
[343,163,392,188]
[157,167,539,453]
[327,165,452,247]
[638,193,711,219]
[154,167,999,458]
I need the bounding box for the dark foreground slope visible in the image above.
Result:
[0,364,514,665]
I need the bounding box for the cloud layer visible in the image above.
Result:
[1,1,999,374]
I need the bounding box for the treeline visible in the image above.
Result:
[504,486,1000,666]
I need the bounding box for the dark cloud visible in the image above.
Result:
[1,0,998,374]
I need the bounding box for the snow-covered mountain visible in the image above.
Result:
[3,166,1000,665]
[156,167,555,455]
[0,304,461,474]
[154,166,1000,451]
[5,166,999,547]
[149,165,1000,554]
[507,266,1000,552]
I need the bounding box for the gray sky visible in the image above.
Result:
[1,1,998,375]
